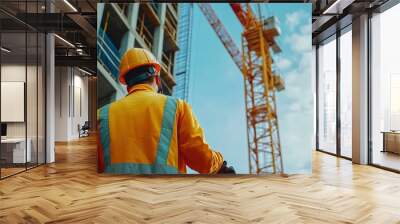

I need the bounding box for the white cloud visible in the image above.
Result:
[285,11,306,30]
[275,57,292,71]
[299,52,312,72]
[285,33,311,53]
[283,10,312,54]
[284,71,297,86]
[281,51,312,108]
[273,9,314,174]
[300,23,311,35]
[289,102,302,112]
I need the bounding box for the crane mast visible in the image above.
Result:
[198,3,284,174]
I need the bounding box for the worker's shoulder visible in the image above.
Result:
[161,95,184,105]
[149,93,180,103]
[141,92,176,104]
[97,103,112,119]
[153,94,188,110]
[171,97,193,113]
[106,93,185,109]
[99,102,113,110]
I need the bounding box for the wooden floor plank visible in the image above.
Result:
[0,136,400,223]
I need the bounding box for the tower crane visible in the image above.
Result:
[198,3,284,174]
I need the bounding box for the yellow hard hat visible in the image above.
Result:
[119,48,161,85]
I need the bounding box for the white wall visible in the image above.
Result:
[1,65,26,139]
[1,63,46,164]
[55,67,69,141]
[71,72,89,138]
[54,67,89,141]
[1,65,25,127]
[1,65,41,138]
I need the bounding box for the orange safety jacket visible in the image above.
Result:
[97,84,223,174]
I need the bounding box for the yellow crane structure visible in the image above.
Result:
[198,3,284,174]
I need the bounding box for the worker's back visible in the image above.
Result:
[98,84,181,174]
[98,83,224,174]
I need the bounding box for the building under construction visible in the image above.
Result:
[97,3,179,107]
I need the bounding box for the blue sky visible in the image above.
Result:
[187,3,313,174]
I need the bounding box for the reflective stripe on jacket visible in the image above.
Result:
[97,84,223,174]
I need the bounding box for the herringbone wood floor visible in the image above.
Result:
[1,136,400,223]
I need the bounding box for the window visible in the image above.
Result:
[371,3,400,171]
[317,36,337,154]
[390,75,400,130]
[339,28,352,158]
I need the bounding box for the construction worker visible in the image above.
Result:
[97,48,235,174]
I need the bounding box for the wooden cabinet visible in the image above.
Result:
[382,132,400,154]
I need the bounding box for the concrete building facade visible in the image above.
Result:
[97,3,179,108]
